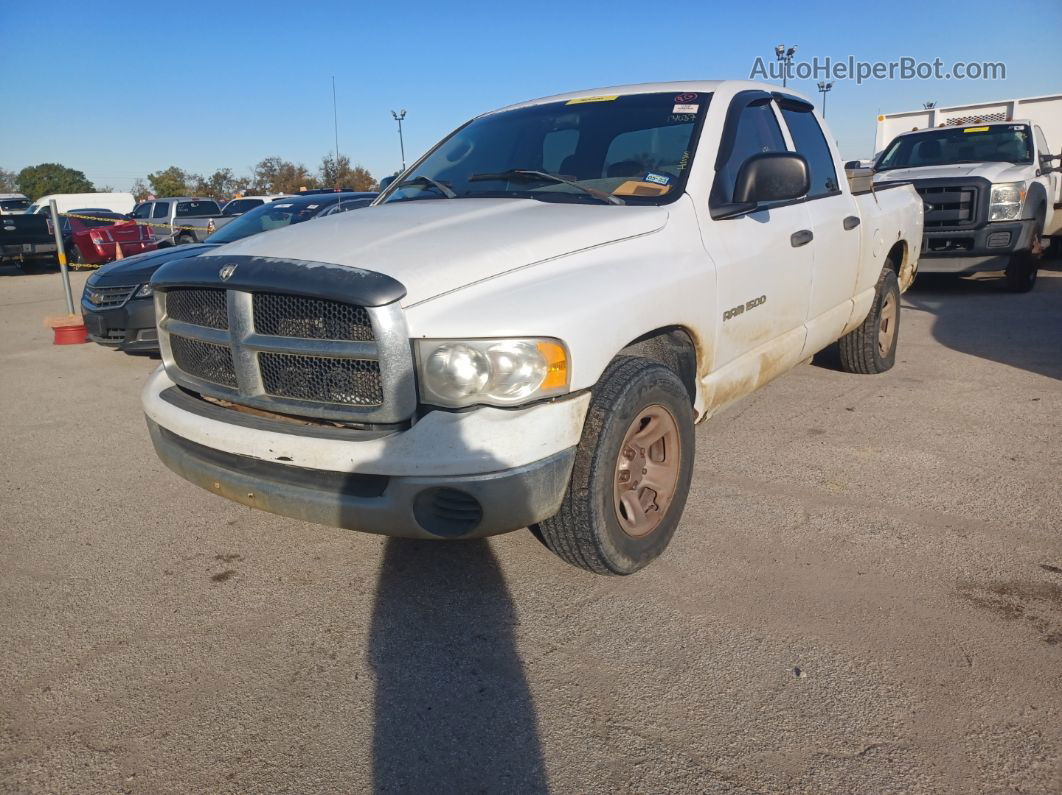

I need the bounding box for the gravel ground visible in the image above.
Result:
[2,261,1060,793]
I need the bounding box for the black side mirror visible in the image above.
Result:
[712,152,809,219]
[844,160,861,170]
[734,152,809,204]
[378,175,396,190]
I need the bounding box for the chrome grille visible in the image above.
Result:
[253,294,373,341]
[84,284,136,308]
[169,335,237,387]
[259,352,382,405]
[157,286,414,423]
[167,288,228,329]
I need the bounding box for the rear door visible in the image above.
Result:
[151,201,171,236]
[705,92,813,373]
[776,98,862,353]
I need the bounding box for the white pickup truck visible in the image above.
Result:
[873,95,1062,291]
[142,80,922,574]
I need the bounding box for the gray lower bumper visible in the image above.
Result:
[147,419,576,539]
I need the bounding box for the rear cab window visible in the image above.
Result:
[176,200,221,217]
[152,202,170,219]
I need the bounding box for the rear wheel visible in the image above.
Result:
[838,267,900,374]
[65,240,84,269]
[175,233,196,246]
[536,356,695,575]
[1004,225,1043,293]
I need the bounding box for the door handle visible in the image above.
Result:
[790,229,814,247]
[843,215,861,231]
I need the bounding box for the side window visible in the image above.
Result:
[131,203,151,219]
[781,107,839,197]
[152,201,170,219]
[714,101,787,203]
[542,129,579,174]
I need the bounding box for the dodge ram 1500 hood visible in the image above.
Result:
[208,198,668,306]
[874,162,1031,183]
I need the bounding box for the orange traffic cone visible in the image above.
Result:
[114,237,124,261]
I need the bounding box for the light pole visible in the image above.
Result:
[775,44,797,87]
[923,101,937,109]
[391,109,407,172]
[817,81,833,118]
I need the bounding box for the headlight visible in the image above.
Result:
[989,182,1025,222]
[134,283,153,299]
[415,338,569,408]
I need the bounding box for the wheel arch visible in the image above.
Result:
[617,325,700,407]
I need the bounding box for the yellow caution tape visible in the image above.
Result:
[60,211,213,234]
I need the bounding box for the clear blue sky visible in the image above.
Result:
[2,0,1059,190]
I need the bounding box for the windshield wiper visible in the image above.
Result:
[395,175,456,198]
[468,169,625,205]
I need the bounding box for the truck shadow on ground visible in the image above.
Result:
[366,539,547,793]
[348,410,548,792]
[902,262,1062,381]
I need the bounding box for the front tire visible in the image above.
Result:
[1004,225,1043,293]
[536,356,695,575]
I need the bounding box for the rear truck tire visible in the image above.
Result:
[838,267,900,375]
[536,356,695,575]
[1004,223,1044,293]
[175,233,195,245]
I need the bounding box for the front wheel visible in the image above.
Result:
[838,267,900,374]
[1004,226,1043,293]
[536,356,695,575]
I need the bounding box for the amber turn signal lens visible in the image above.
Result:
[537,341,568,390]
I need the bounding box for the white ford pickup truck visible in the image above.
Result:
[143,81,923,574]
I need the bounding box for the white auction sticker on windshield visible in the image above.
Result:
[673,103,698,113]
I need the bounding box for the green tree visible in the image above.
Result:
[319,153,376,191]
[16,163,94,200]
[192,168,250,200]
[252,156,316,194]
[147,166,192,197]
[0,167,18,193]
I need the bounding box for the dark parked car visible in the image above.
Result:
[81,192,376,351]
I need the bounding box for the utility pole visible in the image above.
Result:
[331,76,341,188]
[775,44,797,87]
[817,81,833,118]
[391,109,407,172]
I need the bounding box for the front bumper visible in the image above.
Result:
[142,367,590,538]
[148,419,575,538]
[81,295,158,352]
[919,218,1038,273]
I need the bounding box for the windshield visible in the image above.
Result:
[382,92,711,206]
[206,198,336,243]
[877,124,1033,170]
[222,198,265,216]
[1,199,30,211]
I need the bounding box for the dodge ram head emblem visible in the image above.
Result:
[219,263,238,281]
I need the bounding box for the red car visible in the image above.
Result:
[61,209,157,267]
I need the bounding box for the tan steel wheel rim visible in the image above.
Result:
[878,291,897,357]
[613,405,681,538]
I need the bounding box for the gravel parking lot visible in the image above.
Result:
[2,262,1060,793]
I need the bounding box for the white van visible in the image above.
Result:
[25,192,135,216]
[0,193,31,215]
